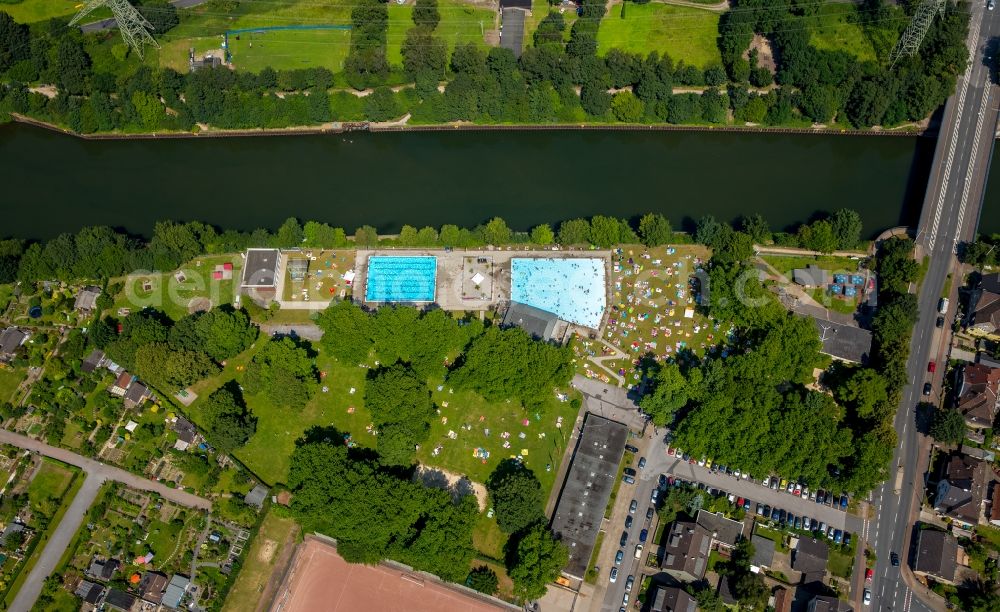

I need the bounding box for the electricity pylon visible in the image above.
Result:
[888,0,948,67]
[70,0,159,59]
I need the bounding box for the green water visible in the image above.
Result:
[0,123,941,240]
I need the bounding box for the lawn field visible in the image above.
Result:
[387,0,494,67]
[0,366,25,404]
[525,0,578,47]
[227,28,353,73]
[0,0,79,23]
[27,460,75,512]
[807,4,876,62]
[223,511,300,612]
[760,253,868,315]
[112,254,242,322]
[597,3,721,67]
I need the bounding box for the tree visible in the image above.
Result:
[611,91,644,123]
[530,224,554,245]
[55,37,91,96]
[138,1,179,35]
[242,337,317,408]
[401,27,446,79]
[533,11,565,48]
[365,364,434,465]
[412,0,440,29]
[876,237,918,294]
[834,368,888,419]
[0,13,29,73]
[487,460,544,533]
[275,217,304,248]
[929,408,966,445]
[467,566,498,595]
[364,87,400,122]
[481,217,512,245]
[798,219,838,253]
[740,213,771,244]
[202,385,256,451]
[508,522,568,601]
[557,219,591,245]
[638,213,672,246]
[831,208,863,250]
[640,363,690,425]
[134,343,219,390]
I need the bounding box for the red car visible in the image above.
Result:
[928,361,937,373]
[865,568,873,584]
[736,497,744,507]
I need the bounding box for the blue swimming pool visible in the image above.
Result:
[365,256,438,302]
[511,258,606,328]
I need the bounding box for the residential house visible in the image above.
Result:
[934,454,988,528]
[124,382,150,409]
[162,574,191,609]
[807,595,848,612]
[104,588,137,611]
[696,509,744,551]
[81,349,106,374]
[109,372,134,397]
[913,528,958,585]
[954,363,1000,430]
[0,522,26,548]
[967,276,1000,340]
[86,557,120,582]
[74,286,102,314]
[139,571,169,604]
[773,587,794,612]
[751,534,775,571]
[245,484,269,509]
[792,265,830,287]
[660,519,711,582]
[650,586,697,612]
[74,579,105,606]
[173,417,197,451]
[961,445,996,462]
[0,327,27,361]
[718,575,738,606]
[792,537,829,585]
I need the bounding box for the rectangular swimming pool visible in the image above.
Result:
[365,256,438,302]
[511,258,605,328]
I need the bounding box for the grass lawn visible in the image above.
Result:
[752,525,789,552]
[59,421,84,450]
[761,253,868,314]
[525,0,577,47]
[976,525,1000,549]
[111,254,242,322]
[0,366,25,404]
[223,511,300,612]
[471,512,507,560]
[583,244,719,388]
[597,4,721,68]
[27,460,75,512]
[228,28,353,73]
[827,548,854,579]
[807,4,876,63]
[0,0,79,23]
[282,250,354,303]
[387,0,494,67]
[0,284,13,312]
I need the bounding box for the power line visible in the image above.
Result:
[70,0,159,57]
[887,0,946,67]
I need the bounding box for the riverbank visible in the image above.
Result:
[9,112,932,141]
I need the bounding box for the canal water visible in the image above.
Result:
[0,122,962,241]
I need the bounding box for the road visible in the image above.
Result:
[0,428,212,612]
[79,0,208,33]
[0,429,211,510]
[869,3,1000,612]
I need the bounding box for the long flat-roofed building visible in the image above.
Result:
[241,248,282,304]
[550,413,628,580]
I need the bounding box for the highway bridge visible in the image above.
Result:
[869,3,1000,612]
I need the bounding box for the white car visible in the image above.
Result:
[625,575,634,593]
[762,477,771,488]
[863,589,872,606]
[634,544,643,559]
[610,568,618,583]
[623,593,630,606]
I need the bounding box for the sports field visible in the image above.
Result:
[597,3,721,67]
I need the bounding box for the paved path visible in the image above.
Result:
[0,429,211,510]
[754,245,868,258]
[9,474,103,612]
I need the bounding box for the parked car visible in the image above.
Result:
[638,457,647,469]
[622,593,629,606]
[624,467,637,477]
[786,482,795,494]
[761,504,771,517]
[771,507,781,521]
[827,526,835,539]
[818,521,827,534]
[802,517,811,530]
[762,477,771,488]
[651,489,659,503]
[928,361,936,373]
[834,529,843,544]
[625,575,634,593]
[625,444,639,454]
[623,475,636,485]
[816,490,825,504]
[778,509,787,524]
[736,497,745,508]
[697,457,706,467]
[865,568,874,584]
[610,567,618,583]
[794,516,802,529]
[809,490,817,501]
[779,478,788,490]
[634,544,643,559]
[938,297,949,315]
[615,550,624,565]
[923,382,933,396]
[658,474,667,488]
[756,503,766,516]
[891,552,900,566]
[863,589,872,606]
[620,531,629,547]
[793,483,802,496]
[646,507,654,520]
[625,516,633,529]
[728,493,736,503]
[743,498,752,511]
[840,495,849,510]
[629,500,638,514]
[770,479,779,490]
[844,532,852,546]
[639,529,648,543]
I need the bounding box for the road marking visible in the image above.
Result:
[954,78,993,247]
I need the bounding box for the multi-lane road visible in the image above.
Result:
[869,3,1000,612]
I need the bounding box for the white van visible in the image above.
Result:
[938,298,949,314]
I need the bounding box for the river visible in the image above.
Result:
[0,122,965,241]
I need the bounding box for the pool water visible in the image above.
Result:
[510,258,606,328]
[365,256,438,302]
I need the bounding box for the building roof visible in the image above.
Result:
[113,371,133,390]
[550,413,628,579]
[662,519,711,581]
[140,571,169,603]
[774,587,794,612]
[0,523,25,547]
[792,537,829,575]
[173,417,197,444]
[935,455,988,525]
[81,349,106,373]
[502,301,559,342]
[124,382,149,405]
[696,509,743,548]
[87,557,120,581]
[808,316,872,364]
[969,289,1000,335]
[245,485,269,508]
[0,327,27,356]
[162,574,191,609]
[500,8,526,58]
[499,0,531,8]
[751,534,775,569]
[75,579,105,604]
[242,248,281,288]
[105,588,136,611]
[990,482,1000,525]
[914,528,958,583]
[75,286,102,311]
[792,265,830,287]
[650,586,697,612]
[956,363,1000,428]
[808,595,843,612]
[961,444,996,462]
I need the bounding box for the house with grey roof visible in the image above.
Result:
[162,574,191,609]
[502,301,560,343]
[650,585,697,612]
[0,327,27,361]
[934,454,988,529]
[660,519,710,582]
[245,484,269,509]
[696,509,744,551]
[74,286,102,314]
[751,534,775,570]
[792,265,829,288]
[913,527,958,585]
